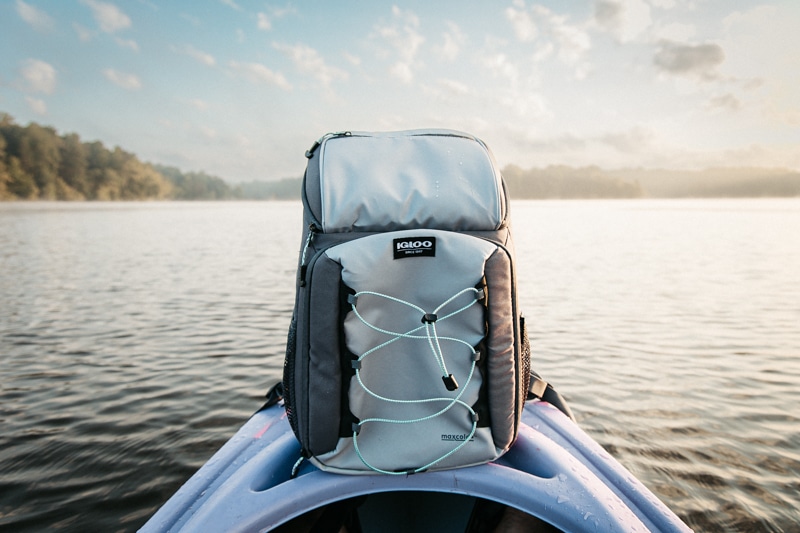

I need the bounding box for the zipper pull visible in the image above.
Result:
[305,139,321,159]
[305,131,352,158]
[299,223,319,286]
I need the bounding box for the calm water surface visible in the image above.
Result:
[1,200,799,532]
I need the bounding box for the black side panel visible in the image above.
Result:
[303,153,322,226]
[306,255,345,455]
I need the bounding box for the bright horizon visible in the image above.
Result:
[2,0,799,182]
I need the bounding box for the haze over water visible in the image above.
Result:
[1,199,799,532]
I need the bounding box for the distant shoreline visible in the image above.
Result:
[3,112,799,202]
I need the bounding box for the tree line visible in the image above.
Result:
[3,112,798,201]
[0,113,240,201]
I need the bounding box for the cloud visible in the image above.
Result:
[481,53,520,85]
[438,78,471,96]
[220,0,241,10]
[508,4,591,76]
[25,96,47,115]
[115,37,139,51]
[103,68,142,90]
[706,93,741,113]
[257,12,271,30]
[189,99,209,111]
[652,21,696,42]
[373,6,425,84]
[506,4,538,42]
[343,53,361,66]
[81,0,131,33]
[182,45,216,67]
[273,43,348,88]
[73,23,93,41]
[594,0,652,43]
[16,0,55,32]
[653,40,725,80]
[434,22,466,61]
[228,61,292,90]
[20,59,56,94]
[389,63,413,84]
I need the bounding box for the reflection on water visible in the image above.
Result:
[1,200,799,532]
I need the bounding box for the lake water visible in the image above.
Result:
[1,200,799,532]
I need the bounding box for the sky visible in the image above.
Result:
[1,0,799,182]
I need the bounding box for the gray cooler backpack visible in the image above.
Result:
[283,129,531,475]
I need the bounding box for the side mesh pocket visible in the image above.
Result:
[283,315,299,440]
[519,314,531,403]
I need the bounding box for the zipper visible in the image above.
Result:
[305,131,352,159]
[298,223,319,287]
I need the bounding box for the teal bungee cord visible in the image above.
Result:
[348,286,484,474]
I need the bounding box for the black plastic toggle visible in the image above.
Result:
[442,374,459,391]
[421,313,438,324]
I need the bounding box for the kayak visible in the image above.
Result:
[140,390,691,532]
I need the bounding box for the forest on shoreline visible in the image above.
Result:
[2,113,799,201]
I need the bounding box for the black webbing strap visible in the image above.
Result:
[527,374,577,423]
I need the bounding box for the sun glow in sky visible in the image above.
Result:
[2,0,799,181]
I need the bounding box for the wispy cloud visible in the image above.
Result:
[434,22,465,61]
[16,0,55,32]
[179,45,216,67]
[189,99,209,111]
[706,93,741,113]
[536,5,591,67]
[424,78,472,100]
[73,23,93,42]
[374,6,425,84]
[103,68,142,90]
[505,3,538,42]
[257,12,271,31]
[228,61,291,90]
[81,0,131,33]
[507,2,591,78]
[25,96,47,115]
[220,0,241,11]
[20,59,56,94]
[115,37,139,51]
[594,0,652,43]
[273,43,348,88]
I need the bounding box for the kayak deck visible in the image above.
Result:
[141,401,690,532]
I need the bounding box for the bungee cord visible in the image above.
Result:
[347,286,485,474]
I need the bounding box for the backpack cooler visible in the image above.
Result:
[283,130,531,475]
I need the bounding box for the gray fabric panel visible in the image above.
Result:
[484,248,517,452]
[313,427,497,475]
[307,255,344,455]
[319,132,504,233]
[321,230,502,472]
